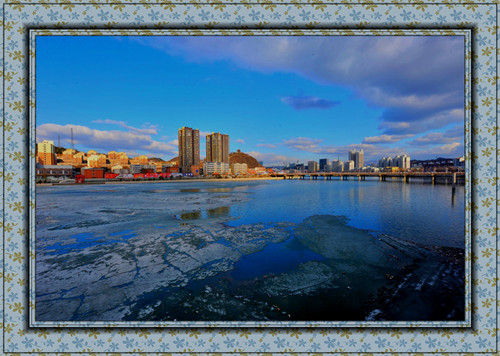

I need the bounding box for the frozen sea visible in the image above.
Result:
[35,179,465,322]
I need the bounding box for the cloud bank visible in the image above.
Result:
[37,123,177,157]
[135,35,464,146]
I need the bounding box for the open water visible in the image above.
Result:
[36,179,465,322]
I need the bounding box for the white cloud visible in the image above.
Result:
[362,134,413,144]
[92,119,158,135]
[256,143,278,149]
[37,123,177,156]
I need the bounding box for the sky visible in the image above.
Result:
[36,35,465,165]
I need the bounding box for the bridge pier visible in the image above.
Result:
[404,175,409,183]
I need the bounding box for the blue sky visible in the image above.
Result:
[36,35,465,165]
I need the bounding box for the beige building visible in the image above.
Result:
[87,154,100,168]
[203,161,230,175]
[231,163,248,175]
[37,140,56,165]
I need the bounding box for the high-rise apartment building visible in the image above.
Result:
[345,160,355,171]
[319,158,331,172]
[331,160,344,172]
[206,132,229,163]
[178,127,200,173]
[379,155,410,170]
[308,161,319,173]
[349,149,364,169]
[37,140,56,165]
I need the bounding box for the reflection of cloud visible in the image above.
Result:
[92,119,158,135]
[134,36,463,136]
[256,143,278,148]
[362,134,413,144]
[37,123,177,156]
[281,95,340,110]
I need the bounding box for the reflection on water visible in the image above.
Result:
[207,206,231,218]
[180,211,201,220]
[205,188,233,193]
[180,188,201,193]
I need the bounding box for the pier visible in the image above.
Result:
[274,172,465,184]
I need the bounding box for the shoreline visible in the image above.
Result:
[36,176,284,186]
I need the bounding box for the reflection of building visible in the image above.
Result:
[178,127,200,173]
[231,163,248,175]
[349,149,364,169]
[207,206,230,218]
[37,140,56,165]
[308,161,318,173]
[319,158,330,172]
[203,161,230,175]
[206,132,229,163]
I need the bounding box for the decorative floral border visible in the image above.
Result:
[2,1,497,354]
[28,28,473,331]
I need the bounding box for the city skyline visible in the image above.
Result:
[36,35,465,165]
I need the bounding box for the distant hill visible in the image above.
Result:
[148,157,165,163]
[230,150,263,168]
[168,152,262,168]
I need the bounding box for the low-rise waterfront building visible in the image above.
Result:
[203,161,230,175]
[130,164,156,174]
[36,164,74,182]
[82,167,105,179]
[345,160,355,171]
[231,163,248,175]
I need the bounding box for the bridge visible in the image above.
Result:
[272,171,465,184]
